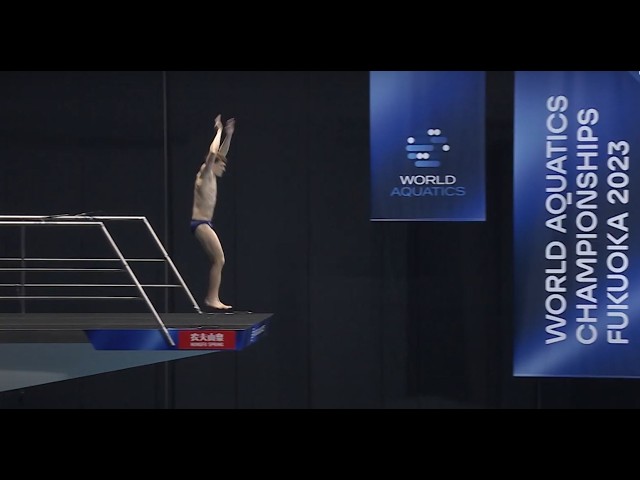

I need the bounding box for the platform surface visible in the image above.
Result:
[0,312,272,350]
[0,311,274,392]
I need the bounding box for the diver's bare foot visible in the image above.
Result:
[215,114,223,130]
[204,300,233,313]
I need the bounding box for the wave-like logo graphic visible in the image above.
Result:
[406,128,451,168]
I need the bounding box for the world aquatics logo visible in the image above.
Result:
[406,128,451,168]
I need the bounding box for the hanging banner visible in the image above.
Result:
[514,71,640,378]
[370,71,486,221]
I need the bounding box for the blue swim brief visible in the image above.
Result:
[190,219,213,234]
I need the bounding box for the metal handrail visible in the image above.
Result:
[0,215,204,347]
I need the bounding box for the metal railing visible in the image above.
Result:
[0,214,203,347]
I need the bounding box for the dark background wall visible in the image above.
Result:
[0,71,638,409]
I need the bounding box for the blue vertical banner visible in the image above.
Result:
[369,71,486,221]
[514,71,640,378]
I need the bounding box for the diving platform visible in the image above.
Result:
[0,311,273,392]
[0,214,273,393]
[0,311,272,350]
